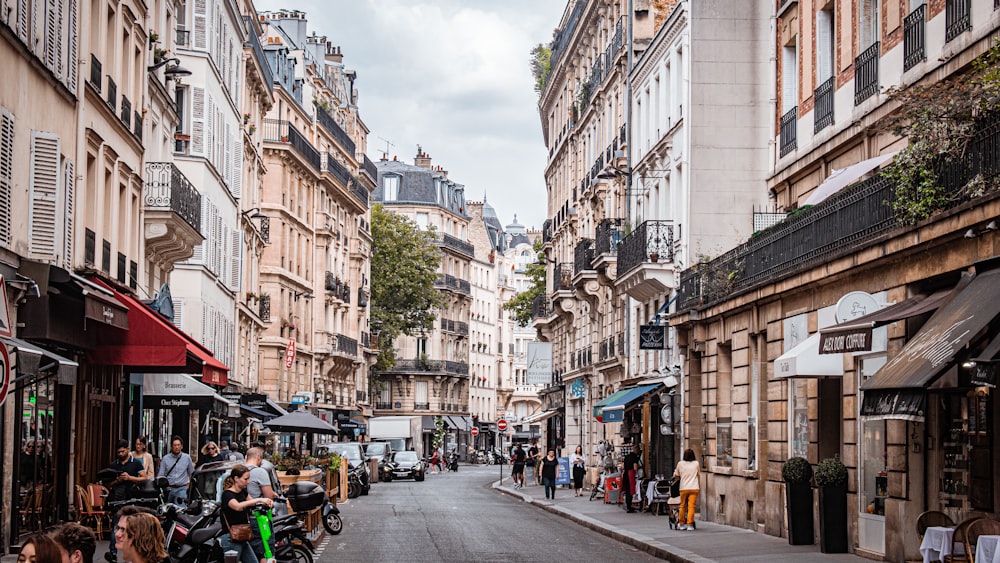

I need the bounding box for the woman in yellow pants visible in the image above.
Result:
[673,448,701,530]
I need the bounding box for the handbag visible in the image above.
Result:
[229,523,253,542]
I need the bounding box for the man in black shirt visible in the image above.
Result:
[527,441,539,485]
[510,444,527,489]
[622,445,640,513]
[104,440,144,562]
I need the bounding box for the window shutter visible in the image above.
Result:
[0,110,14,247]
[223,121,232,188]
[193,0,208,50]
[231,127,242,198]
[172,298,184,329]
[66,0,77,94]
[191,197,208,263]
[782,44,798,111]
[230,229,242,290]
[31,0,42,59]
[191,86,206,156]
[201,306,209,349]
[44,0,62,77]
[63,158,74,268]
[817,10,833,82]
[29,132,60,259]
[16,0,28,41]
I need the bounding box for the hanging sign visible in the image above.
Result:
[0,275,12,338]
[284,338,296,369]
[639,325,666,349]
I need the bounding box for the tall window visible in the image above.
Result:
[415,381,428,409]
[782,42,798,113]
[383,175,399,201]
[415,212,428,229]
[859,0,879,50]
[416,337,428,358]
[817,8,835,83]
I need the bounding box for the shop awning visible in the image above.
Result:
[2,335,78,385]
[87,279,229,386]
[142,372,239,417]
[861,269,1000,420]
[240,404,273,420]
[593,389,630,422]
[774,333,844,378]
[520,410,558,425]
[600,383,662,423]
[818,287,958,354]
[803,152,897,206]
[73,273,129,330]
[967,331,1000,388]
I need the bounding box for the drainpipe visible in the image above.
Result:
[624,0,634,381]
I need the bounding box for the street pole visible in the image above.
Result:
[499,429,503,485]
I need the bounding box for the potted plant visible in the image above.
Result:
[815,457,849,553]
[782,456,814,545]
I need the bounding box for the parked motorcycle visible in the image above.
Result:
[447,452,459,472]
[347,465,365,499]
[160,499,223,563]
[284,481,342,536]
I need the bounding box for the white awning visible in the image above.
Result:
[774,334,844,378]
[803,152,898,206]
[520,410,558,425]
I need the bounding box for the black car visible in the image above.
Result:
[388,451,425,481]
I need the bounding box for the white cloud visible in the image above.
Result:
[253,0,566,230]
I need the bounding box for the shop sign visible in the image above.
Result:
[860,389,926,421]
[639,325,665,349]
[0,275,11,338]
[819,327,873,354]
[284,338,296,369]
[970,362,997,388]
[525,342,552,385]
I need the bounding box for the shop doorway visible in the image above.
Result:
[818,377,843,461]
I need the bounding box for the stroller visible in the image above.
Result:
[647,476,688,530]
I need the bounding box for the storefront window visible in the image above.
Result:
[16,376,57,533]
[143,408,174,458]
[860,355,887,516]
[717,417,733,467]
[790,379,809,459]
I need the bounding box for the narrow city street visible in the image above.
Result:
[316,464,658,562]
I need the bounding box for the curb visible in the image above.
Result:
[492,480,711,563]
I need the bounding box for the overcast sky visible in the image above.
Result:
[254,0,568,231]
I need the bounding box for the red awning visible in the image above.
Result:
[87,279,229,386]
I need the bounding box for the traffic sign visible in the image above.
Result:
[497,419,507,432]
[0,275,12,338]
[471,426,479,437]
[0,344,10,407]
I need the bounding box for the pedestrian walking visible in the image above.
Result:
[196,441,225,468]
[673,448,701,530]
[221,441,245,462]
[132,436,155,481]
[510,444,526,489]
[570,445,586,496]
[104,440,144,562]
[114,508,167,563]
[50,522,97,563]
[622,444,640,513]
[429,450,440,474]
[221,464,272,563]
[157,436,194,504]
[527,441,539,485]
[540,449,559,499]
[18,533,62,563]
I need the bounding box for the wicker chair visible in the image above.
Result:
[944,517,983,563]
[965,518,1000,563]
[76,485,111,539]
[919,510,956,539]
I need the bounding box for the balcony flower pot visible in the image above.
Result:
[782,456,815,545]
[815,458,848,553]
[649,252,659,263]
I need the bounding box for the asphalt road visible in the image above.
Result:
[315,463,658,562]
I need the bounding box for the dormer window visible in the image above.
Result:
[383,175,399,201]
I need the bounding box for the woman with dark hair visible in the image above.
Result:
[673,448,701,530]
[221,464,272,563]
[570,446,586,497]
[116,510,167,563]
[18,533,63,563]
[132,436,155,480]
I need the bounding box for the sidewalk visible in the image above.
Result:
[493,479,870,563]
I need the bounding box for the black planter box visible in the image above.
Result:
[819,484,848,553]
[785,482,815,545]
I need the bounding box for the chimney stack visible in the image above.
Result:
[414,145,432,169]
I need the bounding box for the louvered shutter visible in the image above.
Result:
[231,127,242,198]
[31,0,42,58]
[16,0,28,43]
[201,306,209,349]
[29,132,60,258]
[223,121,232,188]
[191,87,206,156]
[0,110,13,247]
[63,158,74,267]
[66,0,77,94]
[172,298,184,329]
[44,0,62,77]
[193,0,207,50]
[191,197,208,263]
[231,229,242,290]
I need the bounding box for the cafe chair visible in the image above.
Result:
[944,517,983,563]
[965,518,1000,563]
[918,510,956,539]
[75,485,110,539]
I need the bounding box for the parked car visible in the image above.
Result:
[388,451,425,481]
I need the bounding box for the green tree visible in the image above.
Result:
[370,204,443,371]
[503,240,546,327]
[530,43,552,96]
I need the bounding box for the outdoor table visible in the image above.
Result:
[920,526,958,563]
[976,535,1000,563]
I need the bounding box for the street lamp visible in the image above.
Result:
[147,57,192,77]
[292,290,314,301]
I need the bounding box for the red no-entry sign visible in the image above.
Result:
[471,427,479,437]
[497,419,508,432]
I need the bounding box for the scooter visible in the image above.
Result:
[447,452,459,472]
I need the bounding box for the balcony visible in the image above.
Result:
[573,239,595,277]
[263,119,321,171]
[903,4,926,72]
[597,333,624,364]
[615,220,676,302]
[324,272,352,303]
[438,233,474,258]
[677,111,1000,312]
[322,333,359,362]
[362,154,378,183]
[385,359,469,376]
[143,162,204,266]
[89,54,102,92]
[594,218,624,269]
[315,104,356,156]
[854,42,879,106]
[349,180,369,208]
[779,107,797,157]
[814,77,835,133]
[554,263,573,293]
[259,294,271,322]
[434,274,472,296]
[532,295,552,320]
[945,0,971,42]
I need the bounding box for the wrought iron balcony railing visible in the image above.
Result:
[574,239,594,275]
[259,294,271,321]
[814,77,834,133]
[903,4,926,71]
[439,233,474,257]
[241,17,272,89]
[89,54,102,92]
[349,179,369,208]
[386,359,469,376]
[945,0,971,42]
[532,295,552,319]
[362,154,378,182]
[321,151,352,187]
[263,119,321,171]
[143,162,202,233]
[854,42,880,106]
[315,104,356,156]
[595,219,624,256]
[779,107,797,157]
[618,220,675,275]
[434,274,472,296]
[555,263,573,291]
[327,333,358,357]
